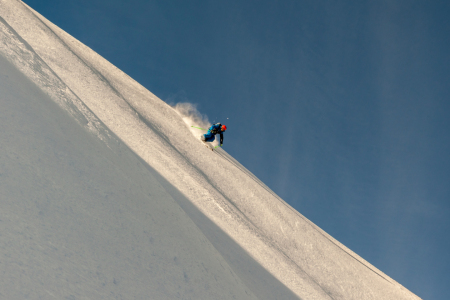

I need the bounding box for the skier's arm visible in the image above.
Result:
[220,133,223,146]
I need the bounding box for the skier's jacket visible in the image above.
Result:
[207,123,224,145]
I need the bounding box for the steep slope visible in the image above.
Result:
[0,0,421,299]
[0,37,267,300]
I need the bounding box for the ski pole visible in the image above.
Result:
[191,126,207,130]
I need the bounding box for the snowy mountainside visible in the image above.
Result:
[0,53,261,299]
[0,0,421,299]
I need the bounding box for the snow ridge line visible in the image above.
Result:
[2,1,421,298]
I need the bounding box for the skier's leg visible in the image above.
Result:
[204,133,215,142]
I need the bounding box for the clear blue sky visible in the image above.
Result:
[23,0,450,299]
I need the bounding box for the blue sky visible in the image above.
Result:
[23,0,450,298]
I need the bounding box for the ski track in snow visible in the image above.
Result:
[0,1,421,299]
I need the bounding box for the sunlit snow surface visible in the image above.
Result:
[0,1,421,299]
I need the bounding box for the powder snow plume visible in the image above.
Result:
[174,102,215,143]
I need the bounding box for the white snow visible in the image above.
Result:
[0,0,421,299]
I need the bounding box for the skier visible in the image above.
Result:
[201,123,227,147]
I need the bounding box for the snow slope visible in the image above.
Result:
[0,1,421,299]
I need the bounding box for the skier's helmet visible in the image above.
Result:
[221,125,227,131]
